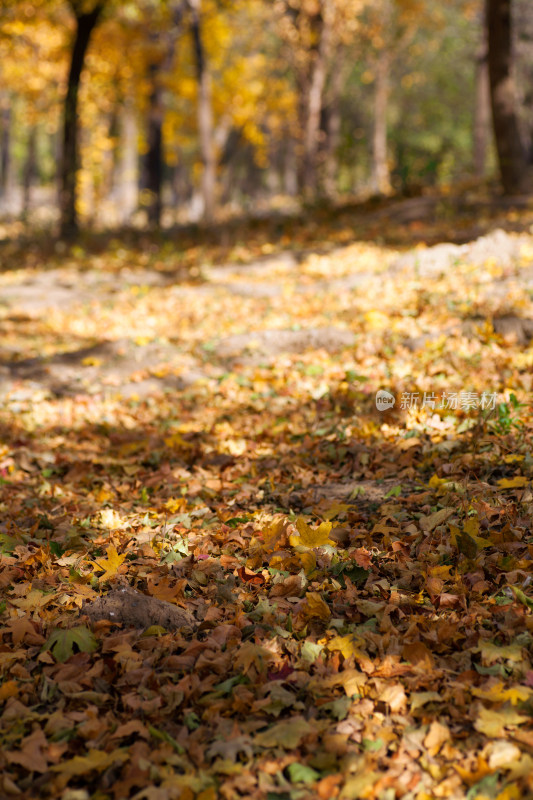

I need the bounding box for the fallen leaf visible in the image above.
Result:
[255,717,313,749]
[290,518,335,548]
[90,545,126,582]
[474,706,528,738]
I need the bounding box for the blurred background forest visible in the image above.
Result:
[0,0,532,237]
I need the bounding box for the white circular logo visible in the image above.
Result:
[375,389,395,411]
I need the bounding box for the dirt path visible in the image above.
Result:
[1,228,532,400]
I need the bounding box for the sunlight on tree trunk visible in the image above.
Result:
[190,0,216,223]
[119,100,138,224]
[372,48,391,195]
[303,5,329,198]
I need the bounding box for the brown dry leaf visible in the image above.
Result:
[402,641,435,670]
[419,507,454,532]
[379,683,407,713]
[424,721,451,755]
[147,575,184,602]
[5,729,49,773]
[255,717,314,749]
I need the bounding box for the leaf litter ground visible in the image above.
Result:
[1,207,533,800]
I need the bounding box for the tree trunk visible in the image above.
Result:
[372,48,391,195]
[59,4,102,238]
[0,101,11,206]
[474,23,490,177]
[486,0,530,194]
[302,7,329,197]
[144,60,164,228]
[143,5,183,228]
[22,126,37,219]
[324,58,343,198]
[119,100,138,223]
[189,0,216,222]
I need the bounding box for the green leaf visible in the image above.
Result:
[363,738,384,752]
[321,695,352,721]
[286,762,320,784]
[226,516,249,527]
[384,485,402,498]
[184,712,201,731]
[0,533,19,555]
[214,675,248,695]
[49,541,65,557]
[142,625,167,637]
[148,725,184,753]
[44,625,98,662]
[511,585,533,611]
[299,641,323,665]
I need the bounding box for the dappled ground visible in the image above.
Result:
[1,201,533,799]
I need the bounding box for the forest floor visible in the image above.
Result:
[1,195,533,800]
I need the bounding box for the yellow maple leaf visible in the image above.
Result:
[10,589,56,612]
[321,501,350,521]
[498,476,529,489]
[90,546,126,582]
[164,433,193,450]
[327,634,365,660]
[261,518,286,553]
[297,550,316,576]
[428,474,448,489]
[290,518,335,548]
[450,522,492,557]
[301,591,331,621]
[474,706,528,738]
[473,682,533,705]
[51,748,128,777]
[95,487,115,503]
[165,497,187,513]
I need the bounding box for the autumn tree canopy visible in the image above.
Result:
[0,0,531,230]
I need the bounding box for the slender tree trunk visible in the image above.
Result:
[474,24,490,177]
[144,60,164,227]
[486,0,530,194]
[324,58,343,198]
[59,4,102,237]
[303,7,329,197]
[372,48,391,195]
[189,0,216,222]
[0,102,11,206]
[143,5,183,228]
[119,100,138,223]
[22,126,37,219]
